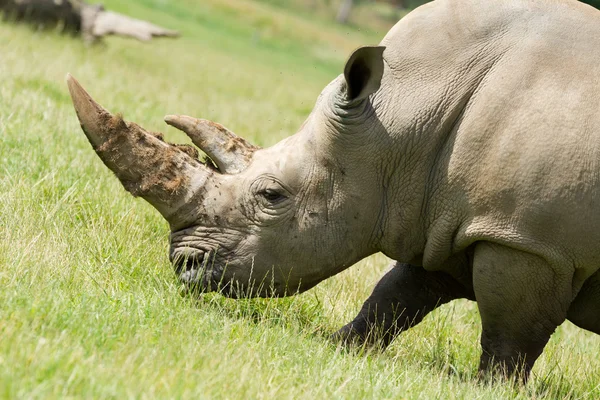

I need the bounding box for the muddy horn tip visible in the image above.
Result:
[66,73,96,112]
[66,74,118,149]
[66,73,83,93]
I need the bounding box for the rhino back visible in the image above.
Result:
[374,0,600,286]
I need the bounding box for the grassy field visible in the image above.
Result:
[1,0,599,398]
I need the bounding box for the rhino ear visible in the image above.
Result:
[343,46,385,103]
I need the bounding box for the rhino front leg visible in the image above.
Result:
[334,261,472,348]
[473,242,571,381]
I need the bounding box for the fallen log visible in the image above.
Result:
[0,0,179,42]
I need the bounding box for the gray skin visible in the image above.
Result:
[67,0,600,381]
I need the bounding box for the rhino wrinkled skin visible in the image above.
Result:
[67,0,600,380]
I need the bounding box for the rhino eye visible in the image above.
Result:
[259,188,286,204]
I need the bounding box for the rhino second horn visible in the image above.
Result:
[164,115,259,174]
[66,74,210,223]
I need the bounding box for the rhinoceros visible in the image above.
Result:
[0,0,178,42]
[66,0,600,380]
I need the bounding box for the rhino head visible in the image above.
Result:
[67,46,387,297]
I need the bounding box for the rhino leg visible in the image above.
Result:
[473,242,571,381]
[334,261,472,348]
[567,270,600,334]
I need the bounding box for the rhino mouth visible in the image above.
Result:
[173,252,254,298]
[175,250,224,293]
[174,250,285,298]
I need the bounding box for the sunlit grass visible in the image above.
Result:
[1,0,599,398]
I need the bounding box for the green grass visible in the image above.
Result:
[1,0,599,398]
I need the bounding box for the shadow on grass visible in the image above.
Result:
[185,287,481,380]
[186,290,332,337]
[182,289,585,398]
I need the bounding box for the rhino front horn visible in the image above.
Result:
[66,74,211,223]
[164,115,258,174]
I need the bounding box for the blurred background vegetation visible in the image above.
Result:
[259,0,428,28]
[260,0,600,29]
